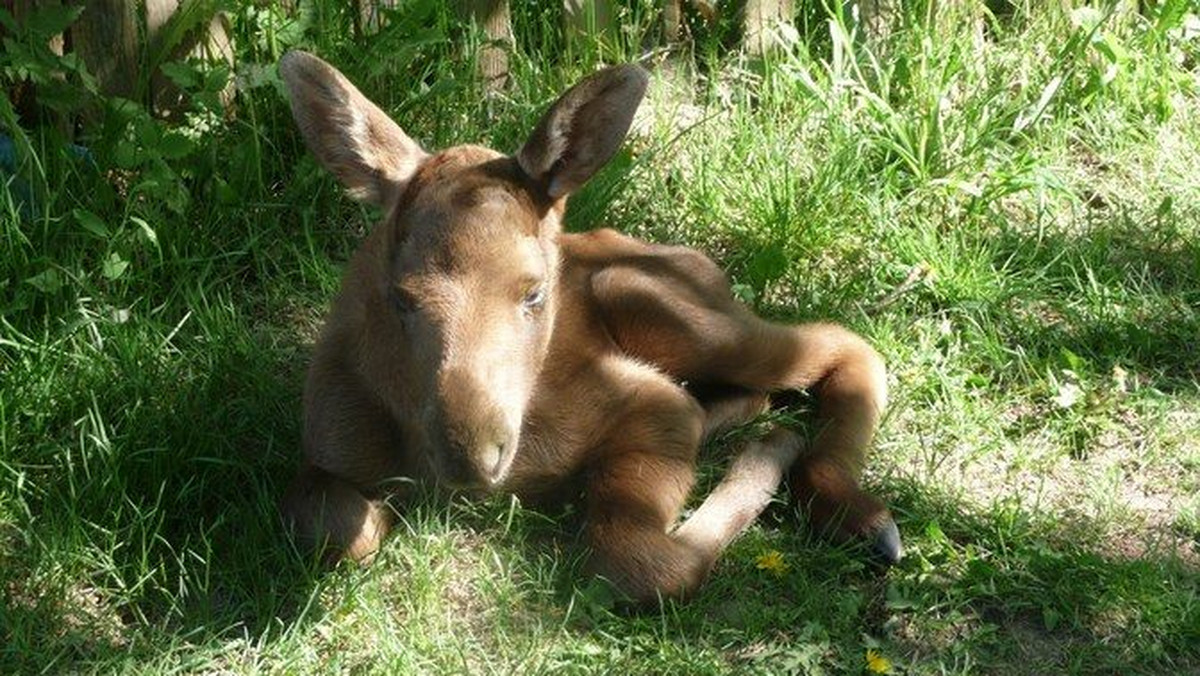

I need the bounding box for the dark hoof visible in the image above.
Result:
[870,519,903,565]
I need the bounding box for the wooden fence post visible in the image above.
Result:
[466,0,513,94]
[71,0,139,99]
[744,0,795,56]
[145,0,235,117]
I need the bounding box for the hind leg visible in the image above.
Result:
[593,254,901,563]
[741,322,900,562]
[583,357,799,603]
[689,382,771,440]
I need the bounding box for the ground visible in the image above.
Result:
[1,3,1198,674]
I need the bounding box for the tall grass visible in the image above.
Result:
[1,1,1197,673]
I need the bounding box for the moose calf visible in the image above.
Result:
[280,51,901,603]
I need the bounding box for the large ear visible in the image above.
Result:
[279,51,428,206]
[517,64,649,200]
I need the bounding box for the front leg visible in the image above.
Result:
[283,356,417,564]
[282,464,393,564]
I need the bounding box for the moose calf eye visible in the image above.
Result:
[390,287,417,314]
[522,286,547,312]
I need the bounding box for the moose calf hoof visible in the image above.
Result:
[788,460,903,566]
[867,516,904,566]
[810,501,904,568]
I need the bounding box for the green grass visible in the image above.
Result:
[2,1,1198,674]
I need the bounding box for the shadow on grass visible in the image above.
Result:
[0,310,327,673]
[4,207,1197,674]
[864,477,1200,673]
[989,211,1200,390]
[4,320,1195,674]
[486,427,1198,674]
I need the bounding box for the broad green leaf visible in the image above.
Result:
[102,252,129,280]
[25,4,85,38]
[159,61,200,90]
[1059,348,1086,372]
[130,216,159,248]
[1043,606,1061,631]
[25,268,62,293]
[158,132,196,160]
[73,208,109,238]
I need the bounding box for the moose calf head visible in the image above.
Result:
[280,52,648,490]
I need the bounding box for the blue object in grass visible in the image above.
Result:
[0,133,37,219]
[0,133,16,173]
[0,132,95,220]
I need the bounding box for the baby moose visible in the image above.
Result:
[280,51,901,603]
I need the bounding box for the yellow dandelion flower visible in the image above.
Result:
[754,550,789,576]
[865,648,892,674]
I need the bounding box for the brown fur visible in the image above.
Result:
[279,52,900,603]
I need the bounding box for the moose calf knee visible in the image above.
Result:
[282,466,392,564]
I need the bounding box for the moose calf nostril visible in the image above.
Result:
[478,442,505,482]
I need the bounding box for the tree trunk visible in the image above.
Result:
[743,0,794,56]
[847,0,898,61]
[145,0,235,117]
[663,0,684,44]
[466,0,513,94]
[564,0,614,42]
[71,0,139,99]
[356,0,398,36]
